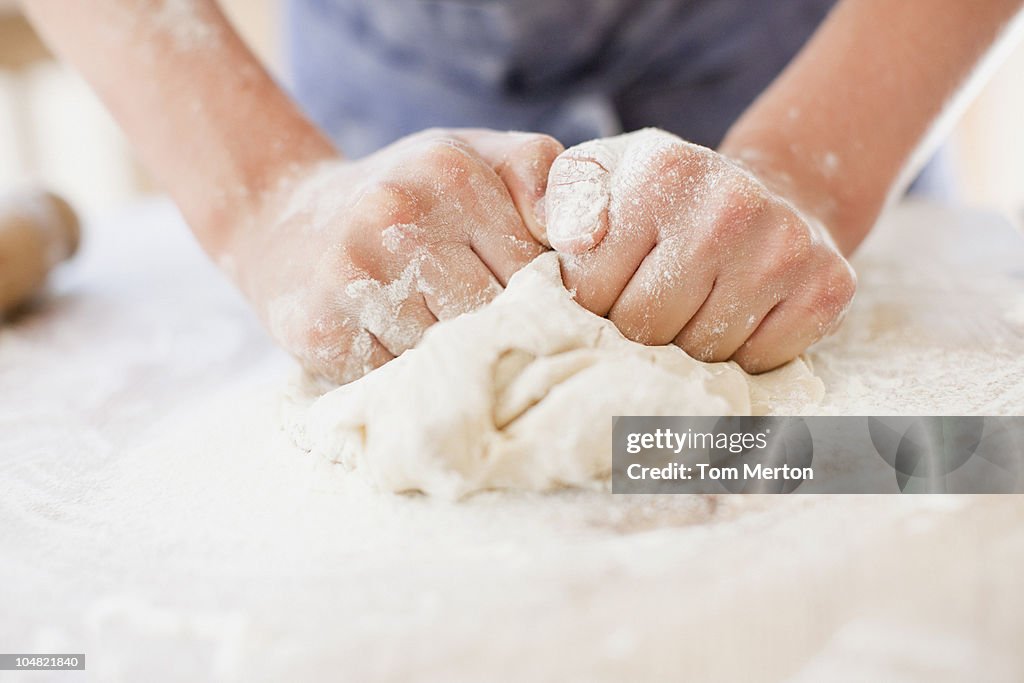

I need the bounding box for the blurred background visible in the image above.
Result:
[1,0,1022,225]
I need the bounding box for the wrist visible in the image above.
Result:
[718,135,874,256]
[218,154,356,301]
[195,120,338,263]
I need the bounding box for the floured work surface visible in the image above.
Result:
[1,199,1022,681]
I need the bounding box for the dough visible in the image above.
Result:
[294,254,823,498]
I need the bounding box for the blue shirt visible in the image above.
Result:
[285,0,837,157]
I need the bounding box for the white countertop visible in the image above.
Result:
[0,198,1022,681]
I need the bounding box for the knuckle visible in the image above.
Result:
[713,187,773,237]
[645,137,685,164]
[648,152,687,181]
[739,186,774,221]
[518,133,564,162]
[631,128,687,157]
[739,350,787,375]
[676,334,717,364]
[764,216,815,268]
[609,307,657,346]
[415,137,477,175]
[341,235,376,273]
[779,214,813,246]
[799,258,857,332]
[345,222,407,276]
[730,344,760,373]
[302,319,343,363]
[311,330,368,385]
[355,179,421,225]
[519,136,564,180]
[630,137,691,181]
[822,259,858,314]
[267,298,355,381]
[506,134,564,191]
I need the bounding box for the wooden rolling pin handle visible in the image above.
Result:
[0,190,81,316]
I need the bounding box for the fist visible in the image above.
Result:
[544,128,856,373]
[234,129,563,384]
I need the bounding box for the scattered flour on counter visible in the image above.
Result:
[7,198,1024,682]
[287,254,823,499]
[1007,294,1024,329]
[808,217,1024,416]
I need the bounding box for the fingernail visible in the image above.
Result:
[546,158,610,253]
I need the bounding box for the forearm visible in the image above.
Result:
[21,0,336,255]
[720,0,1024,254]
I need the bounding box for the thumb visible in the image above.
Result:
[442,129,563,247]
[544,139,618,254]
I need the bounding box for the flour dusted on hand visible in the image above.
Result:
[290,254,823,498]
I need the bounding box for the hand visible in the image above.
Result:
[229,128,562,383]
[543,128,856,373]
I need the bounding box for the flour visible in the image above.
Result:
[150,0,220,51]
[276,161,353,235]
[545,139,617,251]
[292,254,823,499]
[4,199,1024,682]
[543,129,850,373]
[809,202,1024,415]
[380,223,422,254]
[345,256,433,355]
[1007,294,1024,329]
[546,130,731,253]
[819,151,841,178]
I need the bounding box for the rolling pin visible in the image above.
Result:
[0,190,80,317]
